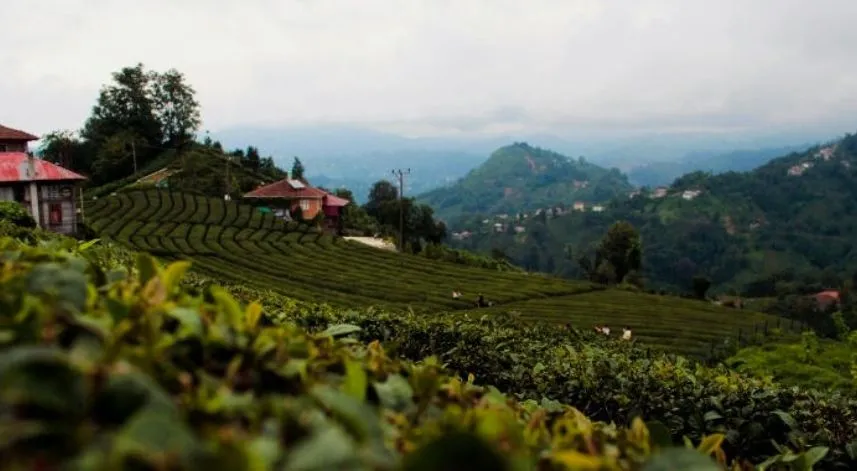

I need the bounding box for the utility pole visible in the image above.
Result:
[391,168,410,252]
[131,140,138,174]
[225,155,231,197]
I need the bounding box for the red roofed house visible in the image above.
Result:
[243,177,351,232]
[0,124,87,234]
[814,290,840,311]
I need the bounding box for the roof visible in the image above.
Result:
[243,178,327,199]
[323,193,350,207]
[815,290,840,300]
[0,125,39,141]
[0,153,86,182]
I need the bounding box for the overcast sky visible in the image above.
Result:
[3,0,856,138]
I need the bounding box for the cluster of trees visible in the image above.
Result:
[38,63,284,190]
[336,180,447,253]
[41,64,201,185]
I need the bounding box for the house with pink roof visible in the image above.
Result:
[0,124,87,234]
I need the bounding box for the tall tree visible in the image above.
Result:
[150,68,201,146]
[81,63,162,146]
[365,180,398,217]
[291,157,305,180]
[245,146,261,171]
[38,130,89,173]
[596,221,642,284]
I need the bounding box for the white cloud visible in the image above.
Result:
[2,0,856,137]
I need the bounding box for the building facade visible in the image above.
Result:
[0,125,87,234]
[243,177,350,232]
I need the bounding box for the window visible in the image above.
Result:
[45,185,61,200]
[48,203,63,225]
[300,199,310,211]
[0,144,7,152]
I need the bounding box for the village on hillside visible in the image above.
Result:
[450,184,705,241]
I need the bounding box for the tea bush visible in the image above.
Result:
[0,235,761,471]
[196,281,857,470]
[0,200,36,228]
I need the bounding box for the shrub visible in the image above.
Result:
[0,200,36,228]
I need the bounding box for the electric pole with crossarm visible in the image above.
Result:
[391,168,410,251]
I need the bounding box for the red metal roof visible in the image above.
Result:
[0,153,86,182]
[244,178,327,199]
[0,125,39,141]
[323,193,350,207]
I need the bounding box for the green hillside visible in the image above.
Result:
[83,188,792,357]
[452,132,857,297]
[417,142,632,223]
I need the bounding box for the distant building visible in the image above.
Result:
[243,177,350,232]
[681,189,702,200]
[573,201,585,211]
[815,146,835,161]
[0,124,87,235]
[514,225,526,233]
[652,187,668,198]
[814,290,840,310]
[591,204,605,212]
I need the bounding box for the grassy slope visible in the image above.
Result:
[84,188,791,357]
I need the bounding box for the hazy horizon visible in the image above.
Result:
[3,0,856,141]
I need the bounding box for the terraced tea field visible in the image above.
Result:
[85,189,790,356]
[85,189,589,310]
[463,290,791,357]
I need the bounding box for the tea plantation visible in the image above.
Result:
[0,230,852,470]
[84,189,790,357]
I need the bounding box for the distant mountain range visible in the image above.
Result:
[450,131,857,295]
[211,124,833,202]
[625,144,812,187]
[416,143,632,224]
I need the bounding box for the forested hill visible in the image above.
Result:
[416,142,633,224]
[450,132,857,296]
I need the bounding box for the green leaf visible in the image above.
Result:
[646,420,674,448]
[371,374,414,412]
[310,385,382,442]
[161,260,191,292]
[210,286,243,329]
[281,426,360,471]
[772,410,799,431]
[799,446,829,468]
[642,448,721,471]
[403,431,508,471]
[78,239,101,251]
[136,253,159,284]
[25,263,89,312]
[702,411,722,422]
[112,407,199,465]
[322,324,362,338]
[0,346,86,418]
[342,359,368,401]
[167,307,204,337]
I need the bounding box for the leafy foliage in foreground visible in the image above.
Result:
[199,282,857,470]
[0,237,748,470]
